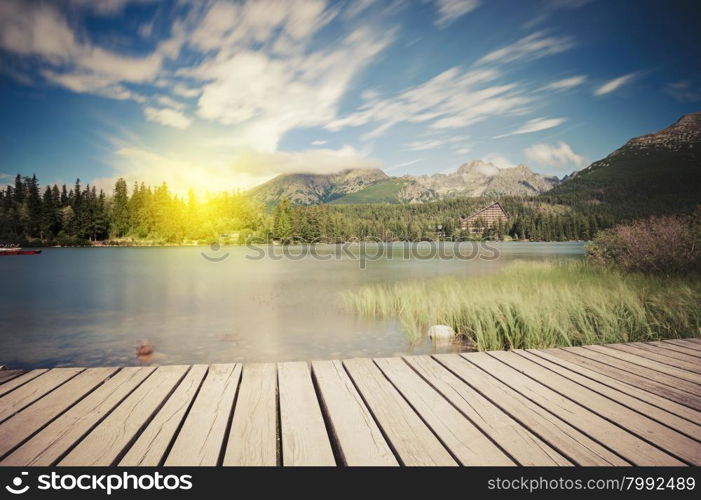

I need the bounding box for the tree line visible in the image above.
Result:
[1,173,621,246]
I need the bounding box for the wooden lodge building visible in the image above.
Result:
[460,201,509,233]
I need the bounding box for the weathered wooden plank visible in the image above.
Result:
[311,360,397,466]
[165,364,241,466]
[434,354,624,466]
[1,367,153,466]
[406,355,570,466]
[119,365,208,466]
[0,368,83,423]
[607,343,701,375]
[664,339,701,352]
[0,370,25,385]
[682,338,701,346]
[223,363,278,466]
[562,347,701,402]
[343,358,456,466]
[463,352,682,465]
[633,342,701,364]
[0,370,48,397]
[523,350,701,440]
[0,367,117,458]
[60,365,187,466]
[375,357,513,465]
[586,345,701,387]
[533,349,701,424]
[278,362,335,466]
[653,341,701,358]
[491,351,699,465]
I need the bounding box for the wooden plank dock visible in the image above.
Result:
[1,339,700,466]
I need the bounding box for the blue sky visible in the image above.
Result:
[1,0,700,193]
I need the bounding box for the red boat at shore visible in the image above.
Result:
[0,248,42,256]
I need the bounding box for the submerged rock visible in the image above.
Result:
[428,325,456,341]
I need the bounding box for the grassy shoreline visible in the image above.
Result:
[343,260,701,350]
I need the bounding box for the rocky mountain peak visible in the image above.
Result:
[622,111,701,152]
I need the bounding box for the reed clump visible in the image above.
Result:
[343,260,701,350]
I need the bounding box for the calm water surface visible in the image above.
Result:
[0,242,584,368]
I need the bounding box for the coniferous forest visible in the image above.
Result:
[0,173,641,246]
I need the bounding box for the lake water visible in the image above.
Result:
[0,242,585,368]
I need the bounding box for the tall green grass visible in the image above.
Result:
[343,261,701,350]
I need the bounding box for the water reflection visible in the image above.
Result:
[0,242,584,368]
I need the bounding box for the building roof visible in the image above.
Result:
[464,201,508,220]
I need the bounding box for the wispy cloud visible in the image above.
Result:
[495,117,566,138]
[524,141,585,168]
[433,0,480,28]
[475,31,575,65]
[594,73,637,95]
[311,140,328,146]
[541,75,587,92]
[328,67,532,137]
[663,80,701,103]
[386,158,424,172]
[144,107,192,129]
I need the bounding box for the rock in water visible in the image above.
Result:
[428,325,456,341]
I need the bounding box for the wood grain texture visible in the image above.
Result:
[514,351,701,463]
[278,362,335,466]
[464,352,681,465]
[0,367,117,458]
[651,341,701,358]
[119,365,207,466]
[375,357,513,465]
[405,355,570,466]
[0,368,83,423]
[530,349,701,425]
[223,363,278,466]
[343,357,456,466]
[587,345,701,386]
[60,365,187,466]
[606,343,701,375]
[165,364,241,466]
[0,370,25,385]
[664,339,701,352]
[2,367,153,466]
[559,347,701,406]
[435,354,624,466]
[0,370,48,397]
[630,342,701,364]
[490,351,699,465]
[312,360,397,466]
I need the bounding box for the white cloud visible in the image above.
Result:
[663,80,701,103]
[312,140,328,146]
[482,154,516,169]
[0,0,182,102]
[524,141,585,168]
[594,73,637,96]
[476,31,575,65]
[328,67,532,136]
[144,107,192,129]
[542,75,587,91]
[495,117,566,138]
[433,0,480,28]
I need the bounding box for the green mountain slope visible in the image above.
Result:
[546,112,701,216]
[329,178,412,204]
